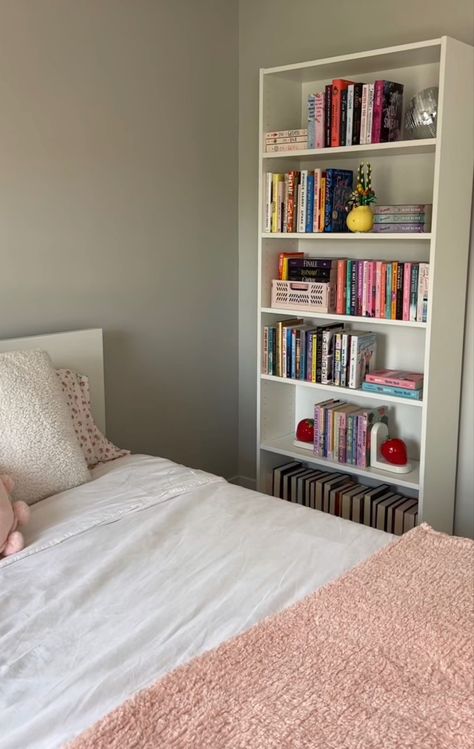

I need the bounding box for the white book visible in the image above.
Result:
[366,83,375,144]
[315,92,325,149]
[312,168,321,232]
[263,172,273,233]
[307,94,316,148]
[360,84,370,144]
[297,170,308,232]
[348,332,377,389]
[417,263,430,322]
[346,84,354,145]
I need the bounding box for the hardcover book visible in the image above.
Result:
[324,169,353,232]
[365,369,424,390]
[380,81,404,142]
[331,79,353,147]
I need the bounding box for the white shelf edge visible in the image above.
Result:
[260,374,424,407]
[260,436,420,491]
[261,232,432,241]
[262,138,436,160]
[260,307,428,328]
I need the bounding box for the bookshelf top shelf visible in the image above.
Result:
[262,139,436,161]
[261,38,442,82]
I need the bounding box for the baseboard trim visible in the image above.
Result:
[228,475,257,491]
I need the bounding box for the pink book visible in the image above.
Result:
[371,81,384,143]
[365,369,424,390]
[357,261,364,316]
[315,93,325,149]
[367,262,375,317]
[362,260,370,317]
[403,263,412,321]
[375,260,383,318]
[380,262,387,318]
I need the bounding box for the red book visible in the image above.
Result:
[331,80,353,147]
[336,259,347,314]
[371,80,385,143]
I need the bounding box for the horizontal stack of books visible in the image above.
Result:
[263,321,377,390]
[372,204,432,233]
[313,399,388,468]
[307,79,404,149]
[272,460,418,534]
[273,255,430,322]
[362,370,424,401]
[264,168,353,233]
[264,128,308,153]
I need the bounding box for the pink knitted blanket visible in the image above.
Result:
[70,525,474,749]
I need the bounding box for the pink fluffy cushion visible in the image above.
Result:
[56,368,129,468]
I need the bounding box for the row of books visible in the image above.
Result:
[276,256,430,322]
[363,369,424,400]
[263,321,376,390]
[264,168,353,233]
[313,399,388,468]
[272,460,418,534]
[372,203,432,233]
[307,79,404,149]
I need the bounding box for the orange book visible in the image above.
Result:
[391,261,398,319]
[331,79,353,147]
[336,259,347,314]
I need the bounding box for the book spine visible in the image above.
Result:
[374,213,428,224]
[306,333,313,382]
[315,93,325,149]
[268,328,275,375]
[380,262,387,319]
[297,171,307,232]
[263,326,269,374]
[324,85,332,148]
[319,175,326,231]
[360,84,369,145]
[417,263,430,322]
[362,260,370,318]
[305,173,314,232]
[391,262,398,319]
[386,263,392,319]
[362,382,423,399]
[366,374,422,389]
[346,84,354,145]
[324,170,333,231]
[345,260,352,315]
[313,403,321,457]
[356,414,365,467]
[351,83,363,145]
[291,329,297,379]
[338,412,347,463]
[375,261,383,318]
[403,263,412,321]
[321,329,331,385]
[336,259,346,314]
[340,89,348,147]
[366,83,375,144]
[281,327,288,378]
[350,261,357,316]
[282,174,289,233]
[396,262,404,320]
[311,332,317,382]
[341,332,349,387]
[265,129,308,139]
[271,174,280,232]
[263,172,273,233]
[334,332,342,386]
[374,203,432,215]
[372,223,428,233]
[410,264,419,322]
[307,94,316,149]
[315,329,324,383]
[265,135,308,144]
[331,82,340,147]
[265,143,308,153]
[348,336,358,389]
[357,260,364,316]
[312,169,321,232]
[277,180,285,234]
[371,81,384,143]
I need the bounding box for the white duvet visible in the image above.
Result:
[1,455,393,749]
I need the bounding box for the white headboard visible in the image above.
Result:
[0,329,106,433]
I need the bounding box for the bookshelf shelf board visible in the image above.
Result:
[262,232,432,241]
[260,374,424,407]
[260,307,428,328]
[260,435,420,491]
[262,138,436,161]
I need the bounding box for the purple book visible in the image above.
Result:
[371,80,385,143]
[372,223,428,233]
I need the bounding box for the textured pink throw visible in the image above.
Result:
[70,525,474,749]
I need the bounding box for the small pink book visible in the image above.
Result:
[365,369,424,390]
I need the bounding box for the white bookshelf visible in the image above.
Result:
[256,37,474,533]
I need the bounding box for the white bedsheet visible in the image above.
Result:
[1,455,394,749]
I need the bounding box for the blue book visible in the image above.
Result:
[305,173,315,232]
[324,169,353,232]
[362,382,423,400]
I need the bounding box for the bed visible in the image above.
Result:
[1,330,472,749]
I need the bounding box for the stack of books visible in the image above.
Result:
[264,129,308,153]
[373,204,432,233]
[264,168,353,233]
[362,370,424,401]
[263,321,377,390]
[307,79,404,149]
[272,460,418,534]
[313,400,388,468]
[274,255,430,322]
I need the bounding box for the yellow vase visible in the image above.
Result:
[346,205,374,233]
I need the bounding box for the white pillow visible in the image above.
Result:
[0,350,90,504]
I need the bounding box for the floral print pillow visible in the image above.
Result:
[56,368,129,468]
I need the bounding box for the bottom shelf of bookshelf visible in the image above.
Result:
[260,434,420,491]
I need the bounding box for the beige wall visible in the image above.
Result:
[238,0,474,535]
[0,0,239,478]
